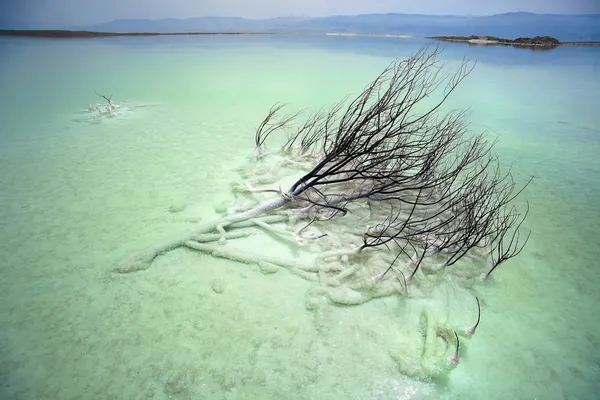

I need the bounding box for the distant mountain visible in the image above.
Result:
[75,16,314,35]
[7,12,600,42]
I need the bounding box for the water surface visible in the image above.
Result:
[0,34,599,400]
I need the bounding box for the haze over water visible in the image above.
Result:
[0,34,599,399]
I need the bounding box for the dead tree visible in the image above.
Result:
[116,45,532,295]
[92,89,117,116]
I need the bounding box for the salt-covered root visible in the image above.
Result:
[114,197,293,273]
[292,221,327,244]
[216,224,228,245]
[228,214,289,228]
[114,239,186,274]
[192,231,253,243]
[249,218,294,239]
[255,260,318,282]
[114,231,254,274]
[205,215,324,246]
[326,286,374,306]
[213,208,309,246]
[237,216,324,245]
[257,261,279,274]
[214,198,261,217]
[182,241,320,276]
[333,265,357,281]
[315,247,364,263]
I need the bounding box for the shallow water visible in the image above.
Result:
[0,34,599,400]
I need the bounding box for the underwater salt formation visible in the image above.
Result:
[116,45,532,379]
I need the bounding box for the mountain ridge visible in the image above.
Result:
[2,13,599,41]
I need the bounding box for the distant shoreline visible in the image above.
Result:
[1,30,600,47]
[0,30,412,39]
[0,30,278,38]
[427,35,600,48]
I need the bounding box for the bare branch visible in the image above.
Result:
[254,103,303,156]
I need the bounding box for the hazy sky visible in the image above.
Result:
[3,0,599,27]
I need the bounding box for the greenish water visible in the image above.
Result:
[0,35,599,399]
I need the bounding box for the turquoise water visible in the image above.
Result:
[0,34,599,399]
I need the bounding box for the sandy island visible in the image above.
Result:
[427,35,600,48]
